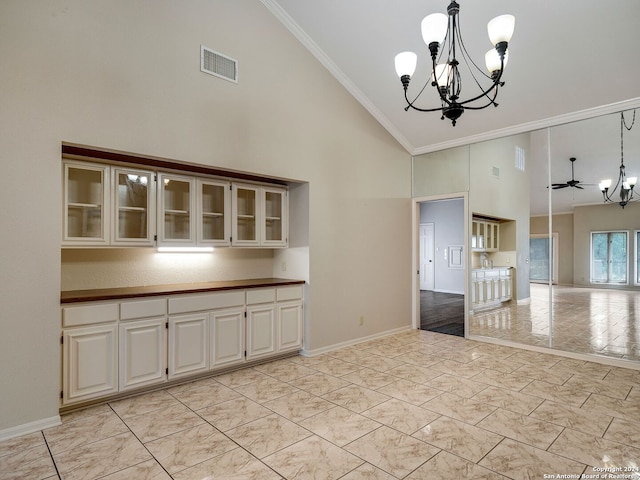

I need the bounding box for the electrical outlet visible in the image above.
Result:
[281,261,287,272]
[359,316,364,326]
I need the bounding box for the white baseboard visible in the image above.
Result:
[0,415,61,442]
[300,325,412,357]
[433,288,464,295]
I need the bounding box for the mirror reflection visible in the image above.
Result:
[415,104,640,364]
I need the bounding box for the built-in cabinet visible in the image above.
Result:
[232,183,287,247]
[471,219,499,252]
[63,160,287,248]
[63,161,156,246]
[471,267,512,311]
[61,284,303,406]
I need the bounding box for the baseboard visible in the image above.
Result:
[0,415,61,442]
[300,324,412,357]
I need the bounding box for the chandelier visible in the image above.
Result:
[394,1,514,126]
[599,110,637,208]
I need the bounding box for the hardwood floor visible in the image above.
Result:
[420,290,465,337]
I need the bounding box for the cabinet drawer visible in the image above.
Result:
[169,290,245,314]
[277,285,303,302]
[120,298,167,320]
[246,288,276,305]
[62,303,118,327]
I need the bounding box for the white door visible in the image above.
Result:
[420,223,435,290]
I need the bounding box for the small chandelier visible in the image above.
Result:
[394,1,514,126]
[599,110,637,209]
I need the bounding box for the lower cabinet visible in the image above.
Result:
[61,284,304,406]
[119,317,167,391]
[62,324,118,405]
[168,313,208,379]
[471,268,512,312]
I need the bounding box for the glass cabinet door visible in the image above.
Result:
[63,161,109,244]
[158,174,195,244]
[113,168,154,245]
[232,184,258,245]
[262,187,287,246]
[199,179,230,245]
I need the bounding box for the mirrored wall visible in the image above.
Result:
[414,103,640,365]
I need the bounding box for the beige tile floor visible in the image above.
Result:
[470,283,640,362]
[2,328,640,479]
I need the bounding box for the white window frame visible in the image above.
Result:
[590,230,629,285]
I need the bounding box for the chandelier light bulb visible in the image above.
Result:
[431,63,451,88]
[394,51,417,78]
[485,49,508,74]
[627,176,638,186]
[421,13,448,46]
[487,14,515,46]
[599,179,612,190]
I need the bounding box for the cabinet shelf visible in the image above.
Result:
[119,206,147,212]
[164,209,189,215]
[68,202,101,209]
[265,216,281,221]
[202,212,224,217]
[237,214,255,220]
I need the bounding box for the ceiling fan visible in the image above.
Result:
[551,157,588,190]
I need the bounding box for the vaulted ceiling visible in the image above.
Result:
[262,0,640,214]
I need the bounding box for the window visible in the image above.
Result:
[591,231,628,284]
[530,233,558,283]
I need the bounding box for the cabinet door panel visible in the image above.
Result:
[168,314,208,378]
[246,305,275,359]
[262,187,287,247]
[199,179,231,245]
[158,174,195,245]
[63,161,109,245]
[232,184,259,246]
[210,307,245,368]
[63,324,118,404]
[119,318,167,390]
[278,301,302,351]
[112,168,155,246]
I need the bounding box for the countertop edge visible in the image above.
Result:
[61,278,306,304]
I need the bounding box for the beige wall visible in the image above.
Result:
[0,0,411,434]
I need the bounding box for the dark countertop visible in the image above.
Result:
[61,278,305,304]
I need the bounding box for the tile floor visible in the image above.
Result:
[2,329,640,479]
[470,283,640,362]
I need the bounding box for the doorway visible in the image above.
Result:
[415,196,467,337]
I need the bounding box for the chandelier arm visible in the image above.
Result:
[457,72,503,107]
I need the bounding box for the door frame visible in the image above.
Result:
[412,192,469,332]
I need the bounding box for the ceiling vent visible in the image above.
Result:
[200,45,238,83]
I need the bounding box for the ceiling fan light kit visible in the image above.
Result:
[599,109,637,208]
[394,1,514,126]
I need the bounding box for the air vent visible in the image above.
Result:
[200,45,237,83]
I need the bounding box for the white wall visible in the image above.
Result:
[0,0,411,434]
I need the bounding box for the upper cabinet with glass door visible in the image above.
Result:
[198,179,230,246]
[232,183,288,247]
[112,168,155,246]
[63,161,110,245]
[157,173,195,246]
[262,186,287,247]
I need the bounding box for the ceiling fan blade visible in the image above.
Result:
[575,185,584,189]
[552,184,569,189]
